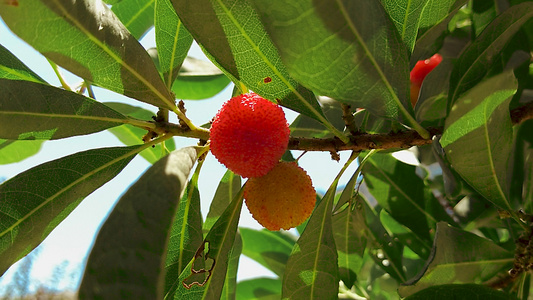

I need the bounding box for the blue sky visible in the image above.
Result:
[0,18,363,295]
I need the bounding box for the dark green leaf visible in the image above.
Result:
[172,0,339,136]
[104,102,176,164]
[0,145,141,276]
[381,0,429,53]
[169,187,244,300]
[419,0,466,28]
[203,170,241,233]
[405,283,517,300]
[289,97,345,139]
[236,277,281,300]
[250,0,411,122]
[363,153,442,240]
[155,0,193,88]
[112,0,155,39]
[0,44,45,83]
[441,72,517,210]
[0,139,44,165]
[0,0,175,109]
[398,222,513,298]
[0,79,127,140]
[448,2,533,106]
[79,147,201,299]
[240,227,293,277]
[164,163,204,295]
[379,210,431,260]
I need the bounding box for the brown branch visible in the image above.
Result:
[288,102,533,152]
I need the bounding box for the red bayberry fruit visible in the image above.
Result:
[209,92,290,178]
[410,53,443,106]
[244,161,316,231]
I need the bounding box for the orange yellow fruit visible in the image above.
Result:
[244,161,316,231]
[209,92,290,178]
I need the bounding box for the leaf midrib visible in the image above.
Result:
[50,0,173,109]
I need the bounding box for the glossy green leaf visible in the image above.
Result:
[448,2,533,106]
[281,153,359,299]
[169,187,244,300]
[0,145,141,276]
[79,147,201,299]
[363,153,442,240]
[220,232,242,300]
[441,72,517,210]
[0,44,45,83]
[112,0,155,39]
[203,170,241,233]
[0,139,44,165]
[0,79,127,140]
[236,277,282,300]
[240,227,293,277]
[171,0,344,139]
[172,56,230,100]
[405,283,517,300]
[418,0,466,28]
[104,102,176,164]
[250,0,410,122]
[155,0,193,88]
[0,0,175,109]
[398,222,513,297]
[381,0,429,53]
[164,162,204,295]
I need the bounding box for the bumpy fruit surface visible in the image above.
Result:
[410,53,443,106]
[244,161,316,231]
[210,92,290,178]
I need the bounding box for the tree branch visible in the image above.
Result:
[288,102,533,152]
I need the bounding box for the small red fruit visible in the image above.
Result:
[244,161,316,231]
[210,92,290,178]
[410,53,443,106]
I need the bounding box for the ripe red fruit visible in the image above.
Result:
[209,92,290,178]
[244,161,316,231]
[410,53,443,106]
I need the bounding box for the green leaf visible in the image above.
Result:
[155,0,193,88]
[0,145,141,276]
[405,283,518,300]
[112,0,155,39]
[236,277,282,300]
[172,56,231,100]
[79,147,200,299]
[363,201,406,283]
[380,0,429,53]
[332,201,366,289]
[379,210,431,260]
[250,0,410,122]
[164,162,204,295]
[169,187,244,300]
[441,72,517,210]
[0,0,175,109]
[419,0,466,28]
[171,0,345,139]
[0,139,44,165]
[104,102,176,164]
[448,2,533,106]
[363,153,443,240]
[221,232,242,300]
[240,227,294,277]
[0,79,127,140]
[0,44,46,83]
[398,222,513,298]
[203,170,241,233]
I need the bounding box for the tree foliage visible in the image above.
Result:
[1,0,533,299]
